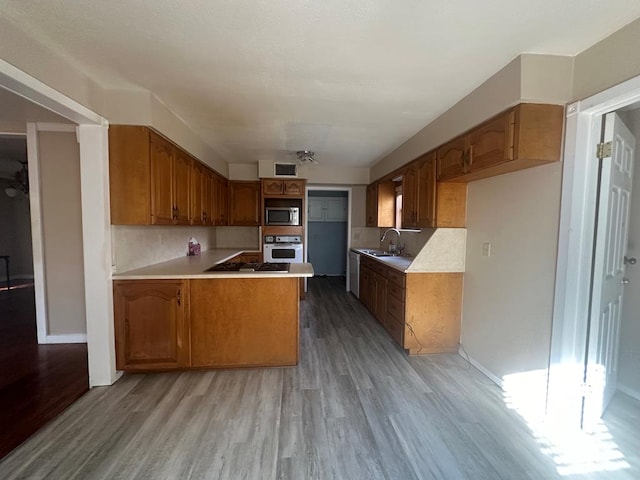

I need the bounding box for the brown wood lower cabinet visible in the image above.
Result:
[113,277,299,372]
[113,280,189,371]
[190,278,298,368]
[359,256,462,354]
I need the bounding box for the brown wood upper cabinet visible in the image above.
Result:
[401,152,437,229]
[229,181,261,225]
[366,181,395,228]
[262,178,306,197]
[437,103,564,182]
[113,280,189,371]
[148,133,191,225]
[214,175,228,225]
[192,163,225,226]
[109,125,226,226]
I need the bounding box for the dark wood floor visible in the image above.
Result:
[0,277,637,479]
[0,284,89,459]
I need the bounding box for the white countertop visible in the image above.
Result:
[113,249,314,280]
[352,231,466,273]
[351,248,413,272]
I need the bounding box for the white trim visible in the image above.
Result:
[459,347,504,388]
[305,185,353,292]
[1,62,116,386]
[0,58,103,125]
[78,124,118,387]
[617,384,640,402]
[35,122,77,133]
[45,334,87,344]
[549,73,640,426]
[26,123,48,345]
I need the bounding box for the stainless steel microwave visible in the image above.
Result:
[265,207,300,226]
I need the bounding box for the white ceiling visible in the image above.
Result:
[2,1,640,168]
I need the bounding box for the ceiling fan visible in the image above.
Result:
[296,150,318,165]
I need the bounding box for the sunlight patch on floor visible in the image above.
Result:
[502,368,630,476]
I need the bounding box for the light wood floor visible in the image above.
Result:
[0,277,638,479]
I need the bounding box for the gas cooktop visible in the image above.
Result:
[205,262,290,273]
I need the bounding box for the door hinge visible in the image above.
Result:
[596,141,612,160]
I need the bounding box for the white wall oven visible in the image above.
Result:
[263,235,303,263]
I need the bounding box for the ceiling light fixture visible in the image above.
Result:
[4,161,29,198]
[296,150,318,165]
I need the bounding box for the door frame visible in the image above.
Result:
[304,185,352,291]
[548,74,640,425]
[0,58,118,387]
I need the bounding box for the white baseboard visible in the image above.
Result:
[618,383,640,402]
[458,346,504,388]
[45,334,87,344]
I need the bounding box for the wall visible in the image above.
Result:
[229,163,259,181]
[0,18,228,177]
[462,163,562,379]
[367,54,572,382]
[0,177,33,280]
[617,109,640,399]
[258,160,369,185]
[215,226,261,250]
[573,17,640,101]
[38,131,86,336]
[111,225,217,273]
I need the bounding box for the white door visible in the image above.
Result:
[583,112,636,425]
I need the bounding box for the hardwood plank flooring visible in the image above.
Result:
[0,284,89,459]
[1,277,638,479]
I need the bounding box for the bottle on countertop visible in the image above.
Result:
[188,237,201,256]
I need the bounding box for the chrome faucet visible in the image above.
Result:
[380,228,402,255]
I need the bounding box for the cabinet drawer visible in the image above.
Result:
[387,294,405,321]
[387,269,405,288]
[386,317,404,347]
[361,256,375,270]
[387,282,405,302]
[371,261,388,278]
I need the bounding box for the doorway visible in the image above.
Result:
[549,76,640,430]
[305,187,352,290]
[0,128,91,459]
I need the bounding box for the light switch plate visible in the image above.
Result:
[482,242,491,257]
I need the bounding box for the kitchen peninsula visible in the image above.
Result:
[112,250,313,372]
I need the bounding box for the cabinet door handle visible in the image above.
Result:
[176,289,181,306]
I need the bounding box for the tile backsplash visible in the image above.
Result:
[216,226,261,250]
[112,225,217,273]
[350,227,381,248]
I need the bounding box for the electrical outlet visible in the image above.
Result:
[482,242,491,257]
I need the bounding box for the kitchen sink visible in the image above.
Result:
[360,249,394,257]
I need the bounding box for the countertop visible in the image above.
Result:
[113,249,314,280]
[351,248,413,272]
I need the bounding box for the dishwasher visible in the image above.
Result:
[348,250,360,298]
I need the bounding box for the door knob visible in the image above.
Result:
[625,256,637,265]
[621,278,630,284]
